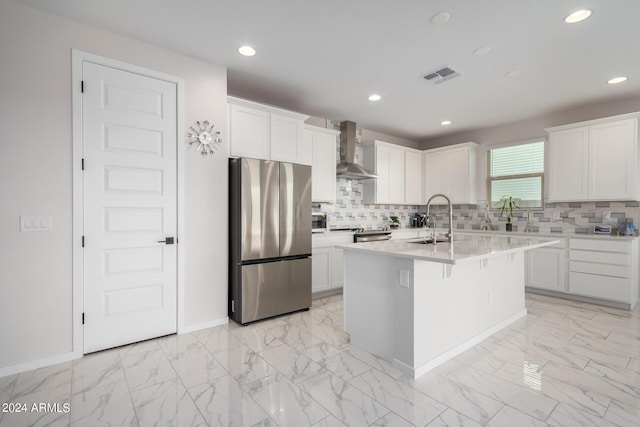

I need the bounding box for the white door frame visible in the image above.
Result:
[72,49,186,357]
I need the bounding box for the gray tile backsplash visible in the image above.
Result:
[324,189,640,234]
[420,201,639,235]
[326,178,420,229]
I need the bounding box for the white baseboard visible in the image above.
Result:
[393,309,528,379]
[0,350,81,379]
[178,316,228,334]
[0,317,230,379]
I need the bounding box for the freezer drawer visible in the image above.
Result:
[239,258,311,324]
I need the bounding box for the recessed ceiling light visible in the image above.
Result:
[564,9,592,24]
[474,46,491,56]
[368,94,381,101]
[505,70,521,78]
[441,120,452,126]
[431,12,450,25]
[238,45,256,56]
[607,76,628,84]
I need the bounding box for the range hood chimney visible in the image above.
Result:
[336,120,378,179]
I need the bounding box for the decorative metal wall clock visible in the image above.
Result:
[187,121,222,156]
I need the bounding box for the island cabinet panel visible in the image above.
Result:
[343,247,530,379]
[227,96,309,164]
[422,142,477,204]
[306,125,339,203]
[547,114,639,202]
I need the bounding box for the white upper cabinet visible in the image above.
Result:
[547,114,639,201]
[589,119,637,200]
[423,142,478,204]
[363,140,406,205]
[404,149,423,205]
[306,125,339,203]
[227,96,309,164]
[228,103,269,159]
[547,127,589,200]
[270,113,307,164]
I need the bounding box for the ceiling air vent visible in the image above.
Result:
[422,66,462,84]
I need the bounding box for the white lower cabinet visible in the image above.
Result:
[312,234,351,294]
[526,237,639,309]
[526,246,566,292]
[568,238,638,306]
[311,247,332,293]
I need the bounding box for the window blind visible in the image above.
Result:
[489,141,544,207]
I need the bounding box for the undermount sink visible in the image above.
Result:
[410,236,449,244]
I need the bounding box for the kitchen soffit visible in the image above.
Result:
[14,0,640,142]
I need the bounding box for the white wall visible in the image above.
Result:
[0,1,228,372]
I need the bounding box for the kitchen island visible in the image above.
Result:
[340,233,559,378]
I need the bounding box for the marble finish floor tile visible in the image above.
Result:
[10,361,72,399]
[2,291,640,426]
[245,373,330,426]
[0,382,71,427]
[259,343,324,383]
[299,371,390,426]
[70,380,136,426]
[485,405,548,427]
[71,349,124,394]
[426,408,482,427]
[411,372,504,425]
[131,377,205,426]
[120,348,176,391]
[348,369,446,426]
[189,374,271,426]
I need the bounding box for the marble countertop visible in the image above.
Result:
[314,227,638,241]
[339,233,560,265]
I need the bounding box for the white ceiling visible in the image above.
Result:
[15,0,640,142]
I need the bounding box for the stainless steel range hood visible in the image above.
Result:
[336,120,378,179]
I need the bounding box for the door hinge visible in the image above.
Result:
[82,313,85,324]
[231,300,235,313]
[81,158,84,170]
[82,236,85,247]
[81,80,84,93]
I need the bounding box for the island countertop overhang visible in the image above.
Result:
[338,233,560,264]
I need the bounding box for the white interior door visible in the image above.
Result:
[82,61,178,353]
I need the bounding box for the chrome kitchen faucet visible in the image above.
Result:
[426,193,453,244]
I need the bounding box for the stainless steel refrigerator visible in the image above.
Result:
[229,158,312,325]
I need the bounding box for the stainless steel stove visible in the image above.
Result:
[353,228,392,243]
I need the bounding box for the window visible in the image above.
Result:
[488,141,544,208]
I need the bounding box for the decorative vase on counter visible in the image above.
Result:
[620,218,636,236]
[506,219,513,232]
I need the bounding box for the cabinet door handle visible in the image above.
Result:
[158,237,175,245]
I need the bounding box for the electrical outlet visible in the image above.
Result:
[399,270,410,288]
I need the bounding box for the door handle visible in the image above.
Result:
[158,237,175,245]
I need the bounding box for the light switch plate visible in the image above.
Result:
[21,215,52,232]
